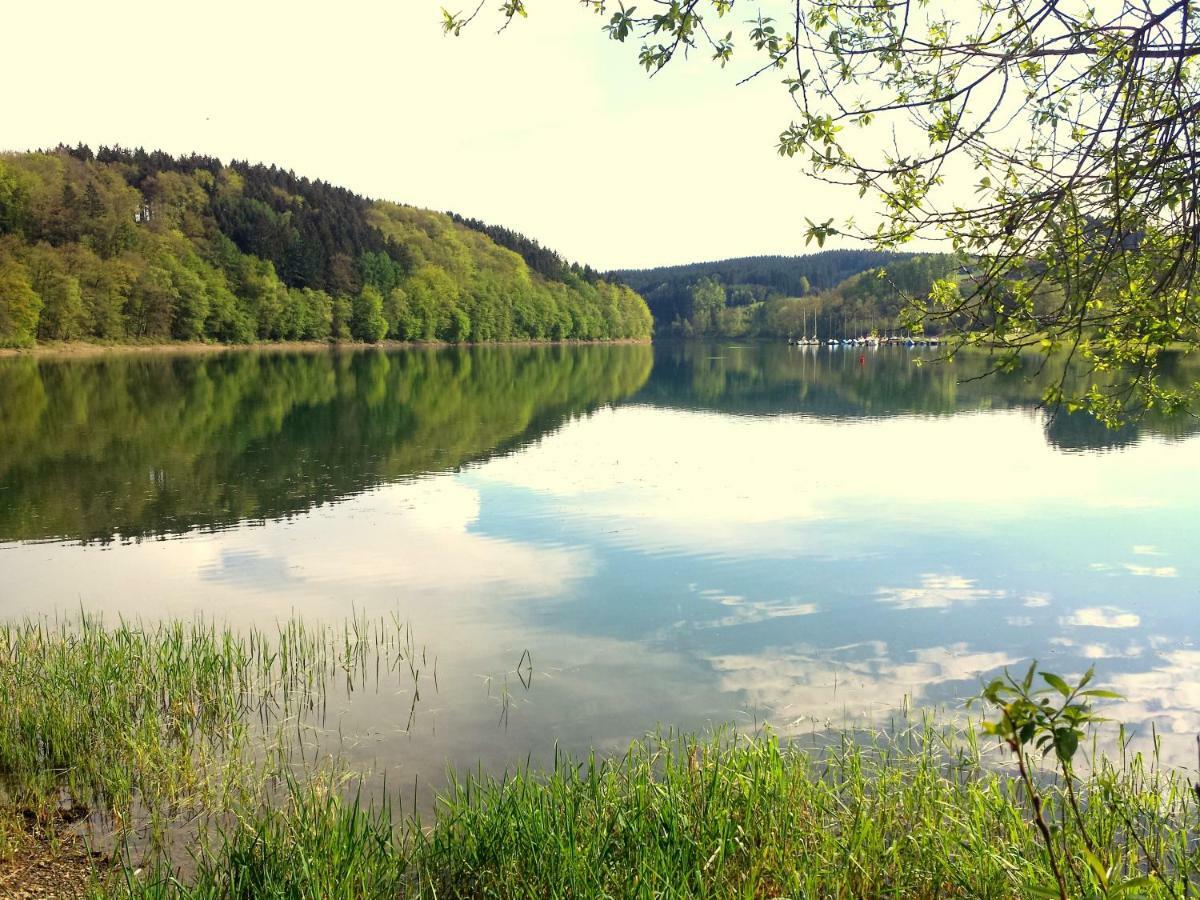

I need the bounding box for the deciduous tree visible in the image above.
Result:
[450,1,1200,417]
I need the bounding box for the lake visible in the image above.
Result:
[2,341,1198,788]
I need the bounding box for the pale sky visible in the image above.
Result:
[2,0,857,270]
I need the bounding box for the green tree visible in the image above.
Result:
[76,249,131,340]
[763,296,809,338]
[0,148,652,350]
[166,255,212,341]
[452,1,1200,418]
[690,277,726,334]
[0,160,31,235]
[24,245,85,341]
[350,286,388,342]
[126,261,178,339]
[331,296,352,340]
[0,254,43,347]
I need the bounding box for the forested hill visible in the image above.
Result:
[609,250,959,338]
[0,146,652,348]
[611,250,901,299]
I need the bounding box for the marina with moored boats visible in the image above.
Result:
[787,334,941,347]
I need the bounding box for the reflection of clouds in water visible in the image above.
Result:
[199,549,299,587]
[1105,651,1200,736]
[474,406,1197,559]
[1062,607,1141,629]
[1,477,593,622]
[700,600,820,629]
[876,574,1005,610]
[280,479,593,596]
[1049,637,1144,659]
[688,586,819,629]
[1082,643,1143,659]
[1091,559,1179,578]
[1123,563,1178,578]
[707,641,1020,726]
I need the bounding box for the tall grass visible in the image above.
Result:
[2,616,1198,897]
[0,613,426,847]
[121,727,1200,898]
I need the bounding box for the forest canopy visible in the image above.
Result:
[615,251,961,338]
[0,146,652,348]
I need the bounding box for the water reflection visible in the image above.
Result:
[641,341,1200,449]
[1,341,1198,783]
[0,345,653,543]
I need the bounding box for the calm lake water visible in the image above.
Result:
[2,342,1199,783]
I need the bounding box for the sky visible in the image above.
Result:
[2,0,858,270]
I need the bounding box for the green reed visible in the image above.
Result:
[0,612,425,848]
[117,724,1200,899]
[3,616,1199,897]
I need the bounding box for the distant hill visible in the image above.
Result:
[612,250,901,297]
[0,146,652,348]
[609,249,961,338]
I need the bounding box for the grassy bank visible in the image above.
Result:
[2,616,1198,897]
[124,730,1200,899]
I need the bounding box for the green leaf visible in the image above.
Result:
[1111,875,1153,897]
[1025,885,1063,898]
[1041,672,1071,697]
[1021,661,1037,691]
[1055,728,1079,761]
[1080,846,1108,888]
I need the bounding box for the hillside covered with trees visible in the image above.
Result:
[612,251,961,338]
[0,146,652,348]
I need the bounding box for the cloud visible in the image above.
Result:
[1023,593,1052,608]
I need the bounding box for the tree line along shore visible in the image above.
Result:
[0,146,652,350]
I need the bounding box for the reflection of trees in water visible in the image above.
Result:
[2,341,1192,544]
[636,341,1200,450]
[0,345,653,543]
[1041,413,1139,453]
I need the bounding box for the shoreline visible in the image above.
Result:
[0,810,101,898]
[0,337,652,360]
[2,614,1194,896]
